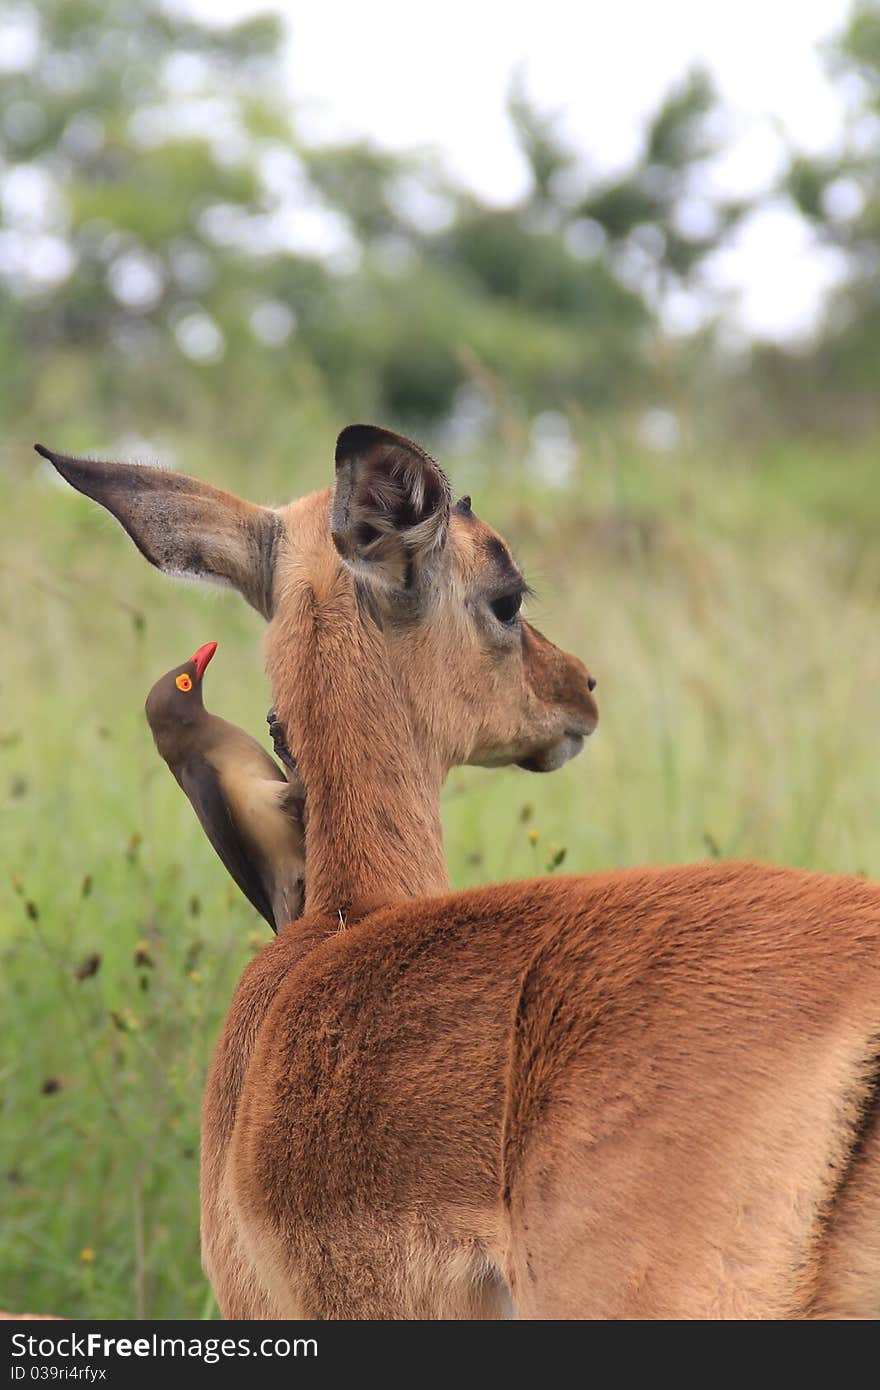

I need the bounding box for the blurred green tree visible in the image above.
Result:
[0,0,749,439]
[310,65,747,421]
[0,0,341,448]
[777,0,880,415]
[512,65,747,285]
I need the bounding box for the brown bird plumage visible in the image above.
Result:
[145,642,305,932]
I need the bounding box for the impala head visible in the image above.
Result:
[35,427,597,781]
[325,425,597,775]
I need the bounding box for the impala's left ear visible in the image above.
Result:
[34,444,283,618]
[331,424,450,594]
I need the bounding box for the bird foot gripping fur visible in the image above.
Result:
[266,706,298,774]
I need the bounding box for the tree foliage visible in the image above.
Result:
[4,0,880,440]
[0,0,755,439]
[777,1,880,398]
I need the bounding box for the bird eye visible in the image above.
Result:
[490,591,523,625]
[176,674,193,692]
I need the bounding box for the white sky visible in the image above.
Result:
[193,0,856,340]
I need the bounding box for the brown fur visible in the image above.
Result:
[201,865,880,1319]
[39,427,880,1319]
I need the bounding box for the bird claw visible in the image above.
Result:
[267,707,298,773]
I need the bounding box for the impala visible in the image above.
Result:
[38,426,880,1319]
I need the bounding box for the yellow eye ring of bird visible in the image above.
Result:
[176,673,193,692]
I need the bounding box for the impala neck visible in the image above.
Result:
[266,549,450,919]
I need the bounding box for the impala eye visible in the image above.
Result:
[490,591,523,625]
[176,673,193,692]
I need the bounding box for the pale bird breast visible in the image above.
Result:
[219,767,303,864]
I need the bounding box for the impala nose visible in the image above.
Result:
[587,675,597,692]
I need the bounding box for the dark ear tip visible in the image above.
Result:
[34,442,82,474]
[33,443,92,483]
[335,424,383,468]
[334,422,440,473]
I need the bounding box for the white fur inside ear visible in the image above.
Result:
[331,429,451,596]
[336,549,399,595]
[344,508,448,594]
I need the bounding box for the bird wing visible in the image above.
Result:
[178,753,276,929]
[275,779,306,824]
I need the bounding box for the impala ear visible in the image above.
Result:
[331,424,450,593]
[35,445,283,619]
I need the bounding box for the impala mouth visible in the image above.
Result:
[516,725,592,774]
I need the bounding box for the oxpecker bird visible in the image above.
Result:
[145,642,305,932]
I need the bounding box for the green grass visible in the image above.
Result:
[1,421,879,1317]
